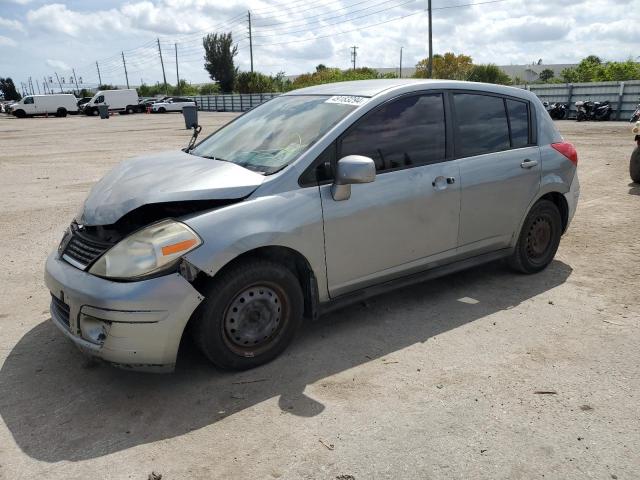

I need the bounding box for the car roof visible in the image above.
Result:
[284,79,531,100]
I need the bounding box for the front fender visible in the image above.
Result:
[181,187,329,301]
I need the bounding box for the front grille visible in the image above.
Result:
[51,294,70,328]
[62,224,113,269]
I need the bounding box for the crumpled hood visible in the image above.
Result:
[79,150,265,226]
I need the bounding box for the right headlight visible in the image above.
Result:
[89,219,202,279]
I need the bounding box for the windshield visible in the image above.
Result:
[191,95,360,174]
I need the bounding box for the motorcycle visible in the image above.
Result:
[630,98,640,122]
[546,102,569,120]
[575,100,612,121]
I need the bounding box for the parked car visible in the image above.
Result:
[82,89,139,116]
[137,96,168,112]
[45,79,579,372]
[151,97,196,113]
[9,94,78,118]
[77,96,93,108]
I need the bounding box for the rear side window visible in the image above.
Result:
[453,93,510,157]
[506,99,530,147]
[339,93,446,172]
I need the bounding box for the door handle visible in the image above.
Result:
[432,176,455,189]
[520,159,538,169]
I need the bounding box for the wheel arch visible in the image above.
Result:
[512,187,570,248]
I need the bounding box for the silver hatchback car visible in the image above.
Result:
[45,79,579,372]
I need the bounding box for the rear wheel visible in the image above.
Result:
[125,106,135,114]
[509,200,562,274]
[158,107,166,113]
[576,111,586,122]
[193,260,304,370]
[56,108,67,117]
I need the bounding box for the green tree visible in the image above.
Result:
[414,52,473,80]
[538,68,555,82]
[235,71,274,93]
[600,60,640,81]
[97,84,116,90]
[467,64,511,84]
[203,32,238,93]
[0,77,22,101]
[198,83,220,95]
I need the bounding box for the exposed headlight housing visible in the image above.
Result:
[89,219,202,279]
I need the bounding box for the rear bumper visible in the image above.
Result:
[564,172,580,230]
[44,253,204,372]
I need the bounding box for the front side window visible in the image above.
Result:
[339,94,446,172]
[191,95,359,174]
[96,95,104,103]
[453,93,510,157]
[24,97,34,104]
[506,99,530,148]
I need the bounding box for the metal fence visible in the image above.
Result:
[191,93,280,112]
[520,80,640,120]
[187,81,640,120]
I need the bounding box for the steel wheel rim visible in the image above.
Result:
[222,283,286,355]
[526,215,553,261]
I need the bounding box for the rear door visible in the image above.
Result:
[452,92,540,254]
[319,92,461,296]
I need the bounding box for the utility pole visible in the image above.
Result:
[55,72,63,93]
[175,43,180,93]
[72,68,80,94]
[399,46,403,78]
[427,0,433,78]
[247,11,254,73]
[350,46,358,70]
[121,51,130,89]
[96,61,103,86]
[157,38,168,93]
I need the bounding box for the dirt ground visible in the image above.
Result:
[0,112,638,480]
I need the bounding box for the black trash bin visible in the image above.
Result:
[183,105,198,129]
[98,104,109,119]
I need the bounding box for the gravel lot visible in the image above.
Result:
[0,112,638,480]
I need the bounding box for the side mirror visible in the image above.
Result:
[331,155,376,201]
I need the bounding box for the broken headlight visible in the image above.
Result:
[89,219,202,279]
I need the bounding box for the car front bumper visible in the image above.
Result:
[44,252,204,372]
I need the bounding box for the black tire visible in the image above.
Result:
[14,109,26,118]
[558,109,567,120]
[192,260,304,370]
[56,108,67,117]
[509,199,562,274]
[630,147,640,184]
[91,107,99,116]
[158,107,166,113]
[576,111,586,122]
[124,106,135,114]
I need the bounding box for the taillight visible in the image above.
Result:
[551,142,578,167]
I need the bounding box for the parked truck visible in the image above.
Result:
[9,94,78,118]
[82,89,139,116]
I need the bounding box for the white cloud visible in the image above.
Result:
[46,58,70,70]
[0,34,17,46]
[6,0,640,86]
[0,16,25,32]
[0,0,33,4]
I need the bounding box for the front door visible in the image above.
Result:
[319,93,461,297]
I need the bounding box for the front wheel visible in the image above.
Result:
[576,111,586,122]
[509,200,562,274]
[193,260,304,370]
[56,108,67,117]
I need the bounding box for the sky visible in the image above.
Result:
[0,0,638,92]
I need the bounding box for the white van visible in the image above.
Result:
[9,94,78,118]
[83,89,139,116]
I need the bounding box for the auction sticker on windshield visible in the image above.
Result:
[325,95,369,106]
